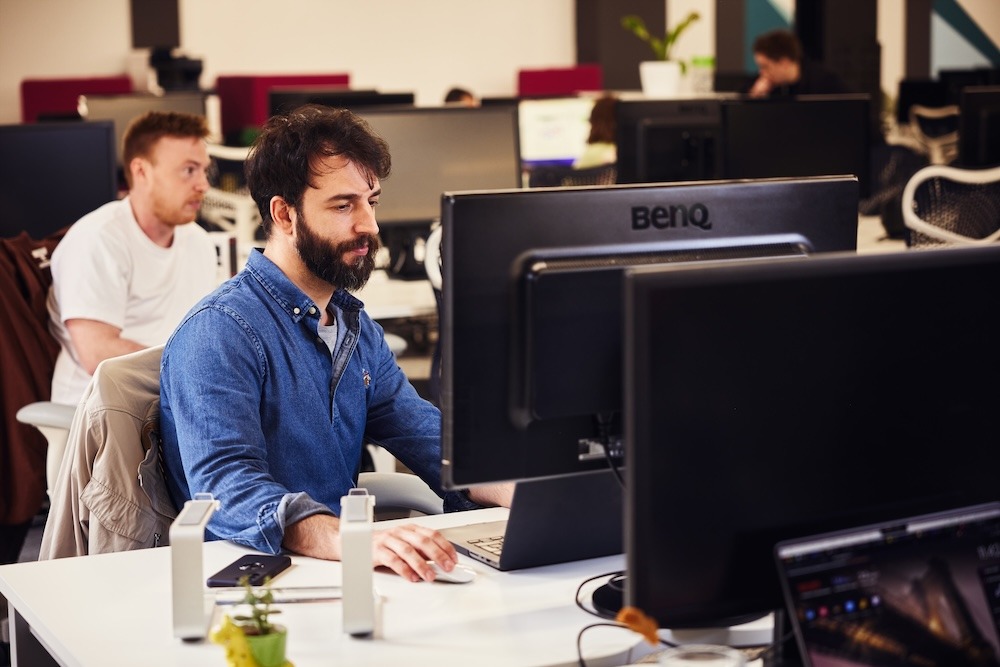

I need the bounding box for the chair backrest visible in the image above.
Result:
[357,471,443,518]
[214,74,351,143]
[20,75,132,123]
[528,163,618,188]
[423,225,443,406]
[38,345,172,559]
[902,164,1000,247]
[517,65,603,97]
[201,143,260,253]
[908,104,960,164]
[559,163,618,187]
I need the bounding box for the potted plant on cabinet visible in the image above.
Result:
[621,11,701,97]
[212,576,293,667]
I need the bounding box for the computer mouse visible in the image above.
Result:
[426,561,476,584]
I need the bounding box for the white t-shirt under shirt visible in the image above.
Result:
[47,197,219,405]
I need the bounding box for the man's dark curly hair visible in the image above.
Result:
[245,104,391,238]
[752,29,802,63]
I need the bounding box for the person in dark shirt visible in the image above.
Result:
[748,29,850,97]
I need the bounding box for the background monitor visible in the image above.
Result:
[356,105,521,227]
[958,85,1000,168]
[516,96,595,168]
[623,245,1000,631]
[267,87,415,117]
[80,92,208,169]
[721,94,872,198]
[0,120,118,239]
[615,97,724,184]
[356,104,521,277]
[939,67,998,105]
[440,175,859,489]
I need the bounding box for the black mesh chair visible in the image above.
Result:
[908,104,960,165]
[528,163,617,188]
[902,165,1000,247]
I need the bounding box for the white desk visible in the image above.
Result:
[353,269,437,322]
[1,509,648,667]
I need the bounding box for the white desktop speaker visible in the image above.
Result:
[341,488,378,638]
[170,494,219,641]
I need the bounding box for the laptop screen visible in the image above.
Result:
[776,503,1000,667]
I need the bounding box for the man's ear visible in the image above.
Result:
[128,157,147,188]
[270,196,295,235]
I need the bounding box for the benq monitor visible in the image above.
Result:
[440,175,859,489]
[0,120,118,239]
[624,245,1000,632]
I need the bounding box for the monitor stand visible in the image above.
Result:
[590,580,804,666]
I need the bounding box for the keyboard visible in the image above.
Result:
[467,534,504,556]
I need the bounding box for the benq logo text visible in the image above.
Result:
[631,204,711,230]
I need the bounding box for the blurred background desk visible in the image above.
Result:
[0,509,643,667]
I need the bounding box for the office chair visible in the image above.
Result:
[527,163,617,188]
[559,163,618,187]
[423,224,443,406]
[902,164,1000,247]
[31,346,443,559]
[907,104,960,165]
[200,143,262,251]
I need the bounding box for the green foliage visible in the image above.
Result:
[621,11,701,65]
[231,575,282,636]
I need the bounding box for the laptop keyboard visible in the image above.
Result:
[467,535,504,556]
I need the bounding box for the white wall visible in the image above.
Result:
[2,0,997,125]
[0,0,577,123]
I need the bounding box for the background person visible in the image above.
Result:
[747,29,850,98]
[160,104,511,584]
[573,94,618,169]
[47,111,218,405]
[444,87,477,106]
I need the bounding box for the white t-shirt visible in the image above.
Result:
[48,197,219,404]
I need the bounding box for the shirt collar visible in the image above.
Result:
[244,249,365,322]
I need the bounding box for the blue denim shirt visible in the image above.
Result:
[160,250,474,553]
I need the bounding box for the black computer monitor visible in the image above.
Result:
[440,175,859,489]
[958,85,1000,168]
[615,97,724,184]
[939,67,994,105]
[267,87,415,117]
[623,245,1000,633]
[721,94,872,198]
[0,120,118,239]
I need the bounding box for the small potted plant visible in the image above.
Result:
[212,576,292,667]
[621,11,701,97]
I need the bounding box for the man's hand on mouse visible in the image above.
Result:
[371,523,459,582]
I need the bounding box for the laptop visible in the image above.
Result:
[440,468,623,571]
[775,502,1000,667]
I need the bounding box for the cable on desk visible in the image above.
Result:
[574,570,623,617]
[574,571,680,666]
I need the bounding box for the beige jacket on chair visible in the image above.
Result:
[38,345,177,559]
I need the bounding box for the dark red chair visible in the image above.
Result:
[215,74,351,143]
[517,64,603,97]
[20,75,133,123]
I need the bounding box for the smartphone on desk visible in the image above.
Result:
[207,554,292,588]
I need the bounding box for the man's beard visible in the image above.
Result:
[294,212,379,292]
